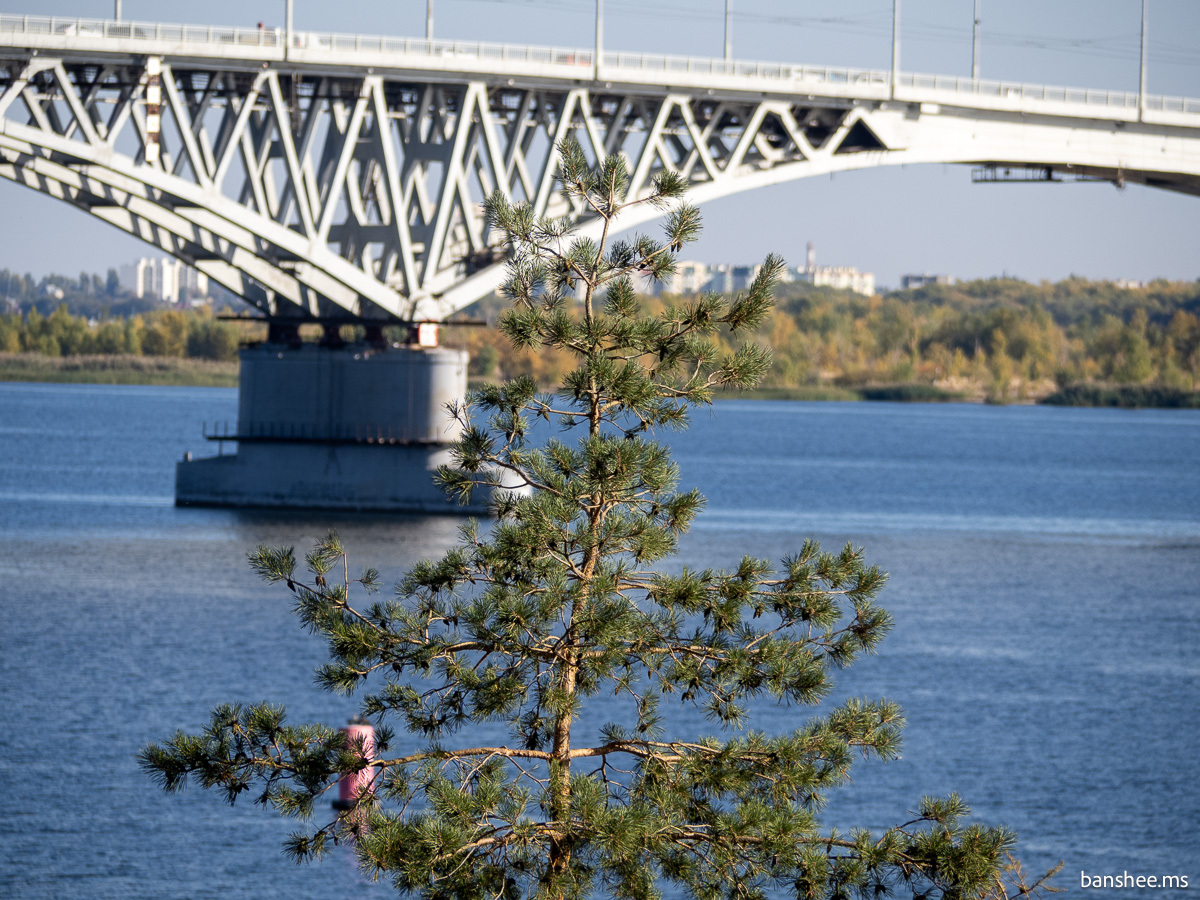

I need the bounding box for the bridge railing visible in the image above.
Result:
[0,14,284,47]
[309,30,595,67]
[1151,95,1200,115]
[903,71,1139,109]
[899,71,1200,115]
[3,12,1198,118]
[601,50,893,89]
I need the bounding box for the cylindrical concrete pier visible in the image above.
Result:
[175,340,486,511]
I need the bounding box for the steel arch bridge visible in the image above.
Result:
[3,13,1200,324]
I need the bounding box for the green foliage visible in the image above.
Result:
[187,316,241,360]
[768,280,1200,397]
[142,141,1050,900]
[141,309,190,357]
[7,266,1195,399]
[450,276,1200,402]
[0,305,241,362]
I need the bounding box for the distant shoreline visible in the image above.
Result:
[2,354,1197,408]
[714,384,1198,408]
[740,384,975,403]
[738,383,1200,407]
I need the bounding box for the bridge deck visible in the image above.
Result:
[2,13,1199,129]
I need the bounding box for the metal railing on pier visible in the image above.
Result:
[202,420,442,447]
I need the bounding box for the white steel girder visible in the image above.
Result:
[1,53,1199,321]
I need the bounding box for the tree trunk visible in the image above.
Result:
[546,655,576,894]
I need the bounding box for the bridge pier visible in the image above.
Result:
[175,336,487,512]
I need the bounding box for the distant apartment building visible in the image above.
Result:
[900,273,956,290]
[798,265,876,296]
[643,242,874,297]
[794,242,876,296]
[119,257,209,304]
[703,264,762,295]
[655,259,712,296]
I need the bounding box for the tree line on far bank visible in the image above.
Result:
[4,266,1200,401]
[1,265,246,362]
[0,304,244,361]
[458,276,1200,402]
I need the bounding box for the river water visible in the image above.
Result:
[0,382,1197,898]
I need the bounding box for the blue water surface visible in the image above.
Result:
[0,383,1196,898]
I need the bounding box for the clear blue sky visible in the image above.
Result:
[2,0,1198,288]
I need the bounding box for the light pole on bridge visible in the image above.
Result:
[595,0,603,77]
[114,1,121,21]
[1139,0,1148,121]
[891,0,900,99]
[724,0,732,62]
[972,0,980,81]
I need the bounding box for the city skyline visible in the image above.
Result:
[0,0,1197,289]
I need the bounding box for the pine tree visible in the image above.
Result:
[142,140,1055,900]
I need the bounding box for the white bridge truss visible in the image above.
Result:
[2,14,1199,322]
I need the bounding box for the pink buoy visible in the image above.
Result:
[333,716,376,810]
